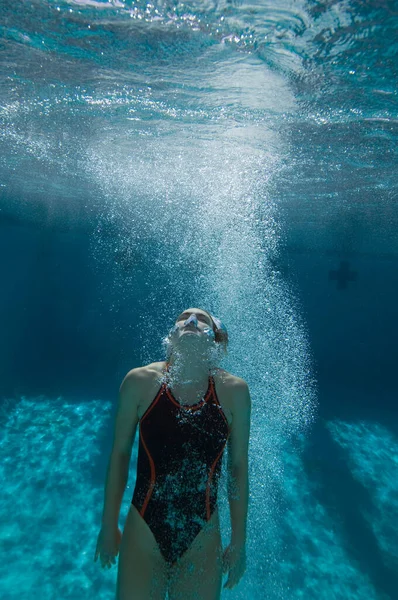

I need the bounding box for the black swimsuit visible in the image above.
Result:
[131,366,230,565]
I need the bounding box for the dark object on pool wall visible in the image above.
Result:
[329,261,358,290]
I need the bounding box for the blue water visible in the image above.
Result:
[0,1,397,599]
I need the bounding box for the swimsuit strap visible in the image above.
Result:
[164,362,216,408]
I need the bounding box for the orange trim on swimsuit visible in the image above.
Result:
[139,386,163,516]
[205,438,228,520]
[165,385,212,411]
[131,366,229,564]
[205,376,230,520]
[209,376,230,430]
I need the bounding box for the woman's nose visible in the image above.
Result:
[184,314,198,327]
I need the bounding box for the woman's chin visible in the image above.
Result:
[175,336,211,353]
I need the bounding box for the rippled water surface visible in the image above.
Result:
[1,1,397,599]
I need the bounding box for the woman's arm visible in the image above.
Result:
[100,371,140,529]
[94,371,141,569]
[223,378,251,588]
[227,379,251,544]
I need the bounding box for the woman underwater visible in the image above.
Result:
[94,308,251,599]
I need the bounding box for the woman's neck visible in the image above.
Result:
[167,354,211,387]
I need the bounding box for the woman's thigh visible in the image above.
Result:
[116,505,168,600]
[168,511,223,600]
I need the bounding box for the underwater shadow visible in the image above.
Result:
[303,420,398,600]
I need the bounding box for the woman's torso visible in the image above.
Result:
[135,361,234,427]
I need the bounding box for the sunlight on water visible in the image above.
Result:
[1,0,396,598]
[86,57,317,598]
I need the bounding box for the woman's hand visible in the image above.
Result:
[222,542,247,589]
[94,526,122,569]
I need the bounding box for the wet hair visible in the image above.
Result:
[197,308,229,347]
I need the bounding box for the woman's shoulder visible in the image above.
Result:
[122,361,166,385]
[144,360,167,373]
[213,368,248,389]
[213,369,250,419]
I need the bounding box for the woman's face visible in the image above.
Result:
[168,308,216,353]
